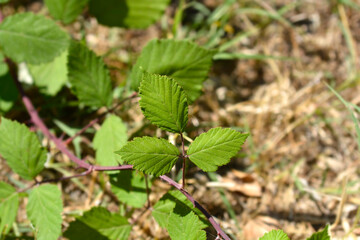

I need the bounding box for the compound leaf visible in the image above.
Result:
[93,115,127,166]
[131,39,216,102]
[167,210,206,240]
[44,0,88,24]
[0,12,69,64]
[68,41,113,108]
[116,137,179,177]
[259,230,290,240]
[307,225,330,240]
[65,207,131,240]
[110,171,149,208]
[0,118,47,180]
[0,182,19,235]
[187,128,249,172]
[139,73,188,133]
[26,184,63,240]
[28,50,68,96]
[89,0,170,29]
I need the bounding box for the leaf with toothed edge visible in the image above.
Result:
[26,184,63,240]
[187,127,249,172]
[0,12,69,64]
[116,137,179,177]
[139,72,188,133]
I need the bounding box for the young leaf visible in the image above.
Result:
[0,118,47,180]
[68,41,113,108]
[0,73,18,113]
[152,190,208,229]
[116,137,179,177]
[44,0,88,24]
[168,210,206,240]
[93,114,127,166]
[110,171,149,208]
[64,207,131,240]
[0,13,69,64]
[28,50,68,96]
[26,184,63,240]
[139,73,188,133]
[89,0,170,29]
[187,127,249,172]
[259,229,290,240]
[0,182,19,235]
[131,39,216,102]
[306,225,330,240]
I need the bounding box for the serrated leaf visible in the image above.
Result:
[259,229,290,240]
[28,50,68,96]
[65,207,131,240]
[0,13,69,64]
[131,39,216,102]
[139,73,188,133]
[187,128,249,172]
[116,137,179,177]
[26,184,63,240]
[168,210,206,240]
[68,41,113,107]
[0,73,18,114]
[93,115,127,166]
[0,182,19,235]
[89,0,170,29]
[307,225,330,240]
[110,171,149,208]
[0,118,47,180]
[44,0,88,24]
[152,190,208,228]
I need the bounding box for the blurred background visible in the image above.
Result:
[2,0,360,239]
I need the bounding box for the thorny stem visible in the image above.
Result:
[6,59,231,240]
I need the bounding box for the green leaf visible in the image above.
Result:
[44,0,89,24]
[0,182,19,235]
[0,0,9,4]
[28,50,68,96]
[116,137,179,177]
[89,0,170,29]
[168,210,206,240]
[0,118,47,180]
[152,190,208,228]
[307,225,330,240]
[130,39,216,102]
[110,171,149,208]
[0,53,8,77]
[187,127,249,172]
[64,220,108,240]
[93,115,127,166]
[68,41,113,108]
[65,207,131,240]
[0,73,18,114]
[259,229,290,240]
[139,73,188,133]
[26,184,63,240]
[0,13,69,64]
